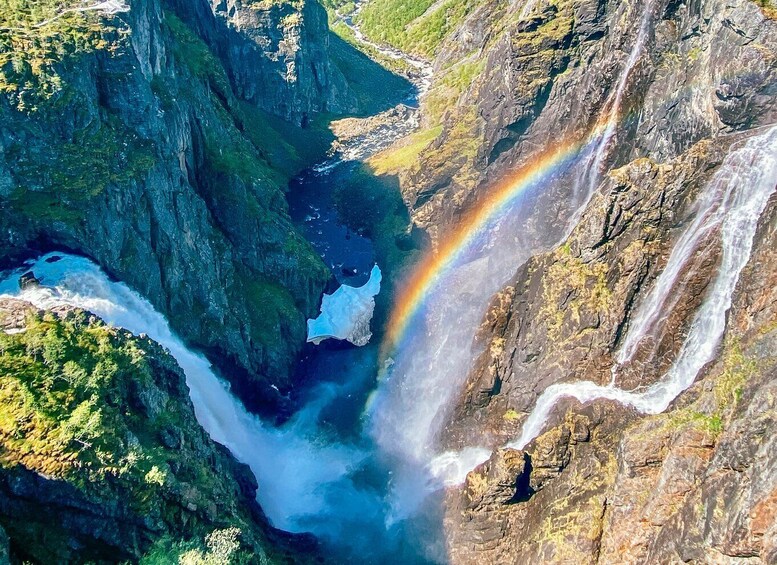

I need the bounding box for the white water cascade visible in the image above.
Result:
[365,1,660,517]
[508,125,777,451]
[0,254,380,546]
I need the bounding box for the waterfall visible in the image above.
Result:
[569,0,655,225]
[0,255,390,555]
[366,1,659,510]
[508,125,777,451]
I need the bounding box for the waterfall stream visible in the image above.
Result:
[508,125,777,450]
[2,0,773,561]
[367,1,661,515]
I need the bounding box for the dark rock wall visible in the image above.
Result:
[0,0,351,415]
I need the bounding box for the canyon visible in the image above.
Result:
[1,0,776,563]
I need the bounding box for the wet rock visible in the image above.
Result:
[17,271,39,290]
[464,448,532,508]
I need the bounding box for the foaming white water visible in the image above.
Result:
[0,254,369,538]
[509,125,777,450]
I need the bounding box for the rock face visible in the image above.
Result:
[398,0,777,247]
[0,298,316,563]
[175,0,360,124]
[0,0,389,415]
[362,0,777,561]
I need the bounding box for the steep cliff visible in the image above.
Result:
[0,297,315,563]
[359,0,777,561]
[371,0,777,245]
[440,128,777,562]
[0,0,405,416]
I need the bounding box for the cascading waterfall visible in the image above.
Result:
[508,125,777,451]
[368,1,658,517]
[0,255,401,558]
[569,0,655,226]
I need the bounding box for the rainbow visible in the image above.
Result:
[382,120,613,355]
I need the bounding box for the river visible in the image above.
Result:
[0,13,439,564]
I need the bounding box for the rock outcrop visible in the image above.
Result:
[398,0,777,247]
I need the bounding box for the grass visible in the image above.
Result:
[356,0,483,58]
[368,125,442,175]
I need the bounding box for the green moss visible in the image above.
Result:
[165,12,230,97]
[713,338,758,411]
[204,129,279,187]
[368,125,442,175]
[6,116,156,224]
[236,102,335,179]
[240,275,301,349]
[539,248,611,340]
[142,528,264,565]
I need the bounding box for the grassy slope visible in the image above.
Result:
[354,0,483,58]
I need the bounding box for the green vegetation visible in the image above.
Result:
[0,306,270,562]
[328,16,415,76]
[0,0,126,110]
[165,12,230,100]
[327,33,413,115]
[2,310,195,502]
[237,102,335,180]
[142,527,266,565]
[368,125,442,175]
[6,116,156,223]
[754,0,777,19]
[355,0,435,54]
[240,274,303,349]
[355,0,483,58]
[540,246,612,340]
[425,58,484,124]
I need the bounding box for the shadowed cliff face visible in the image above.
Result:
[0,0,407,417]
[359,0,777,561]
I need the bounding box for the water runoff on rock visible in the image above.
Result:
[509,124,777,451]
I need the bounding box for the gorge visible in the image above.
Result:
[1,0,777,563]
